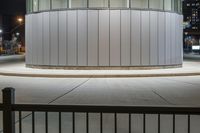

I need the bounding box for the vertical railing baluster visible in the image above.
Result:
[173,114,175,133]
[73,112,75,133]
[115,113,117,133]
[2,88,15,133]
[158,114,160,133]
[45,112,48,133]
[143,114,146,133]
[188,115,190,133]
[19,111,22,133]
[59,112,61,133]
[86,112,89,133]
[100,112,103,133]
[129,113,131,133]
[32,111,35,133]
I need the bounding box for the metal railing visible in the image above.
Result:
[1,87,200,133]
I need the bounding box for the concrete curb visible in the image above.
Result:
[0,71,200,78]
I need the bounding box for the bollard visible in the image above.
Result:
[2,87,15,133]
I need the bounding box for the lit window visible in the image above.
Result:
[39,0,50,11]
[131,0,148,8]
[69,0,87,8]
[89,0,108,8]
[52,0,68,9]
[110,0,129,8]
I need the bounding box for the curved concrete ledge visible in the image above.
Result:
[0,61,199,78]
[26,64,182,70]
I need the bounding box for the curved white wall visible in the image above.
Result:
[25,10,183,67]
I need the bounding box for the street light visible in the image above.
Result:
[16,32,20,36]
[17,18,23,24]
[0,29,2,34]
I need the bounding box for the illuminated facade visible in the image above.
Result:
[26,0,183,68]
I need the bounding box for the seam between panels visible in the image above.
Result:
[120,10,122,66]
[57,11,59,66]
[66,11,68,66]
[76,10,78,66]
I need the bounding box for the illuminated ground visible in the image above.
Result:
[0,55,200,132]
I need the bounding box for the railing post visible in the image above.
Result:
[2,87,15,133]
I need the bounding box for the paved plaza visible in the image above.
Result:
[0,55,200,133]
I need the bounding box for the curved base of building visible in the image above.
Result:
[26,64,182,70]
[25,10,183,68]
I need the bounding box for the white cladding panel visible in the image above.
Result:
[78,10,88,66]
[179,15,183,64]
[121,10,131,66]
[88,10,98,66]
[99,10,110,66]
[150,11,158,65]
[131,10,141,66]
[25,15,31,64]
[110,10,121,66]
[43,12,50,65]
[58,11,67,66]
[26,10,183,67]
[32,14,38,65]
[158,12,165,65]
[50,12,59,66]
[37,13,43,65]
[67,11,77,66]
[165,12,171,65]
[171,13,176,65]
[141,11,150,66]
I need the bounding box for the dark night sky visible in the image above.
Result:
[0,0,26,15]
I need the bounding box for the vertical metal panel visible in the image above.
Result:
[29,14,33,65]
[58,11,67,66]
[171,13,176,65]
[175,14,180,64]
[25,15,31,64]
[25,15,28,64]
[175,115,188,133]
[88,10,98,66]
[158,12,165,65]
[131,10,141,66]
[99,10,110,66]
[121,10,131,66]
[50,11,59,66]
[37,13,43,65]
[67,10,77,66]
[110,10,121,66]
[165,12,172,65]
[177,15,183,65]
[32,14,38,65]
[179,15,183,64]
[43,12,50,66]
[146,115,158,133]
[78,10,87,66]
[160,115,173,133]
[150,11,158,66]
[141,11,150,66]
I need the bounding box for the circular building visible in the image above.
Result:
[25,0,183,69]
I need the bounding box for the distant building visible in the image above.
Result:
[183,0,200,52]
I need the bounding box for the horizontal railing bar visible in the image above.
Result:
[6,104,200,114]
